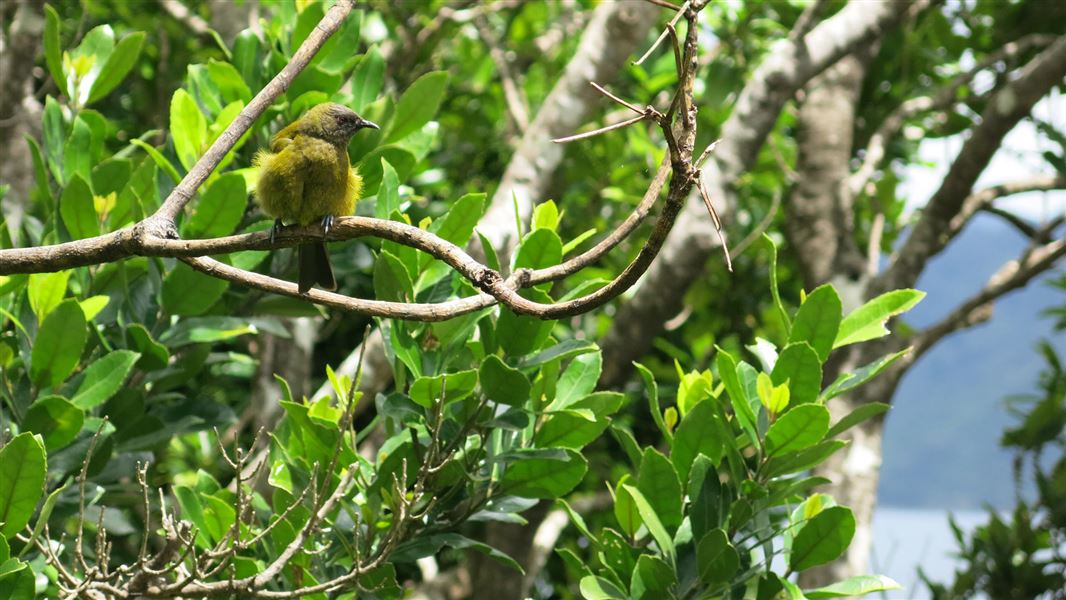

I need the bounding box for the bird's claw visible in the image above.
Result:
[321,214,334,238]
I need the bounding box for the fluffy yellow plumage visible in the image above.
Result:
[253,103,378,293]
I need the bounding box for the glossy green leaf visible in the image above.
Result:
[635,361,671,441]
[826,402,891,438]
[170,88,207,171]
[772,343,822,406]
[67,24,115,106]
[387,70,448,142]
[696,529,739,583]
[27,270,70,321]
[765,234,791,333]
[497,287,555,357]
[24,396,83,451]
[613,477,640,537]
[517,339,597,369]
[374,250,414,302]
[834,289,925,348]
[408,370,477,407]
[44,5,67,95]
[183,173,246,238]
[31,299,86,388]
[126,324,170,370]
[532,200,560,231]
[805,574,901,598]
[130,139,181,184]
[391,532,521,572]
[821,349,909,401]
[536,409,608,449]
[375,158,401,219]
[789,284,841,362]
[766,404,830,457]
[630,554,677,599]
[87,31,145,104]
[162,262,229,316]
[71,350,140,409]
[513,228,563,272]
[0,433,47,538]
[551,352,602,411]
[638,448,682,529]
[580,575,628,600]
[620,484,674,561]
[60,174,97,240]
[715,348,758,447]
[502,449,587,499]
[43,96,66,183]
[479,355,531,406]
[765,440,848,478]
[351,46,385,113]
[789,506,855,571]
[688,454,730,541]
[671,400,726,483]
[63,117,93,187]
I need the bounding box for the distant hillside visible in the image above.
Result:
[878,213,1064,509]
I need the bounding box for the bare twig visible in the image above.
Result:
[633,0,690,66]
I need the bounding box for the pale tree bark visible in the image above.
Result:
[0,0,44,241]
[479,0,660,260]
[600,0,921,385]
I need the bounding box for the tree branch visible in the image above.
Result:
[871,35,1066,296]
[909,235,1066,364]
[946,175,1066,240]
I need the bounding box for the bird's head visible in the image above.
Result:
[300,102,379,146]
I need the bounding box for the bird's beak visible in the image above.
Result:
[358,118,380,130]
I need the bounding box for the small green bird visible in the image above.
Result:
[253,102,378,293]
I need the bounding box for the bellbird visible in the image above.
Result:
[253,102,378,293]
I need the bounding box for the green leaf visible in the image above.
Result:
[517,339,598,369]
[772,343,822,406]
[126,324,170,370]
[562,227,598,255]
[696,529,740,583]
[60,174,98,240]
[620,484,675,561]
[232,30,260,89]
[821,350,909,401]
[408,370,477,408]
[479,355,531,406]
[170,88,207,171]
[391,533,522,573]
[765,440,848,478]
[833,290,925,348]
[130,138,181,184]
[24,396,84,451]
[630,554,677,599]
[63,117,93,188]
[419,193,487,284]
[497,287,555,357]
[183,173,246,238]
[580,575,628,600]
[43,96,66,184]
[805,574,901,598]
[351,46,385,113]
[716,348,758,447]
[161,262,228,316]
[503,449,587,498]
[387,70,448,142]
[28,270,70,321]
[87,31,145,104]
[71,350,140,409]
[635,362,671,442]
[374,250,414,302]
[788,506,855,571]
[688,455,730,541]
[765,404,830,457]
[789,285,841,362]
[357,145,415,197]
[532,200,560,231]
[68,24,115,106]
[21,483,66,559]
[551,351,602,411]
[514,228,563,271]
[536,409,608,449]
[0,433,47,538]
[375,158,401,219]
[637,448,682,529]
[826,402,890,438]
[31,299,86,388]
[206,60,251,105]
[765,234,791,333]
[44,5,67,96]
[671,400,726,483]
[613,477,640,537]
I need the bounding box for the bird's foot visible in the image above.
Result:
[270,219,284,245]
[320,214,334,239]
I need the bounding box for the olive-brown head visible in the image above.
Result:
[290,102,379,147]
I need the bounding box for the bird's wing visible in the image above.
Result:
[270,120,301,152]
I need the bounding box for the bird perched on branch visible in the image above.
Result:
[253,102,378,293]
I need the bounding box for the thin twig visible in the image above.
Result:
[633,0,690,66]
[589,81,645,116]
[551,113,647,143]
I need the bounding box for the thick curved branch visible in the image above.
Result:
[479,0,660,258]
[908,236,1066,365]
[600,0,922,384]
[848,33,1058,198]
[946,175,1066,240]
[871,36,1066,296]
